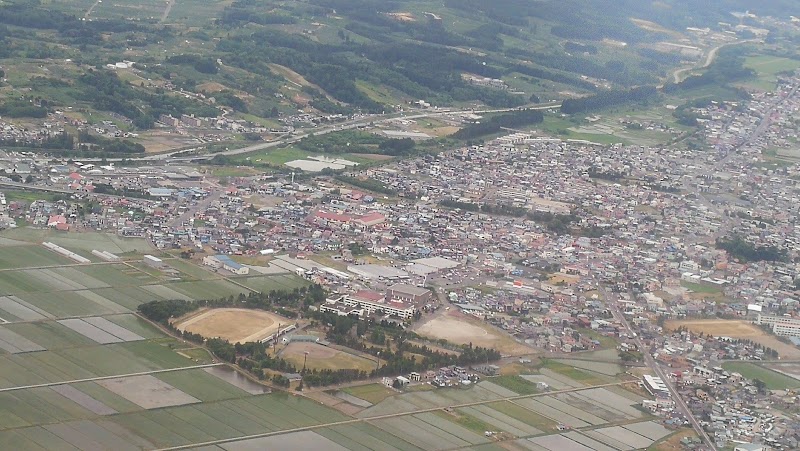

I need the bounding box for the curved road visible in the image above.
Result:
[160,0,175,23]
[671,39,758,84]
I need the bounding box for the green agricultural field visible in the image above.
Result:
[69,380,145,414]
[1,191,65,204]
[239,274,310,293]
[6,321,96,350]
[541,360,612,385]
[106,314,165,340]
[166,258,221,280]
[0,246,72,269]
[343,383,397,404]
[76,264,161,287]
[89,287,154,310]
[551,358,622,377]
[487,401,558,431]
[721,362,800,390]
[242,146,315,165]
[167,279,252,300]
[743,55,800,91]
[176,347,215,364]
[434,410,495,435]
[488,375,539,395]
[0,270,55,294]
[0,229,150,255]
[681,281,724,294]
[14,291,127,318]
[155,368,253,403]
[166,0,231,27]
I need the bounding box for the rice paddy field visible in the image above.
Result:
[0,232,667,450]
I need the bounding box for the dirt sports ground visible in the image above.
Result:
[174,308,289,344]
[414,311,534,356]
[665,319,800,359]
[280,341,377,372]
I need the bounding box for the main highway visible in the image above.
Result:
[78,102,561,164]
[599,286,717,450]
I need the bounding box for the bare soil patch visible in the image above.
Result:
[414,311,533,355]
[197,82,228,93]
[97,375,199,409]
[281,342,376,371]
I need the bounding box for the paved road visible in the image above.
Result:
[670,39,757,84]
[154,379,638,451]
[84,0,101,19]
[599,286,716,450]
[74,102,561,164]
[160,0,175,22]
[201,102,561,159]
[0,180,73,194]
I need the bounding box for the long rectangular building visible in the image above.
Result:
[323,293,416,319]
[756,314,800,337]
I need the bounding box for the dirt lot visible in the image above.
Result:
[281,342,376,372]
[665,319,800,359]
[414,311,534,355]
[136,131,203,153]
[197,81,228,93]
[98,375,199,409]
[548,274,580,285]
[174,308,288,344]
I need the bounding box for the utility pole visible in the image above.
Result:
[273,323,280,355]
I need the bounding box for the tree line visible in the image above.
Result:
[451,109,544,140]
[561,86,658,115]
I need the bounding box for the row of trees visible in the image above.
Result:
[561,86,658,115]
[0,131,144,155]
[335,176,396,196]
[318,311,501,379]
[139,285,326,326]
